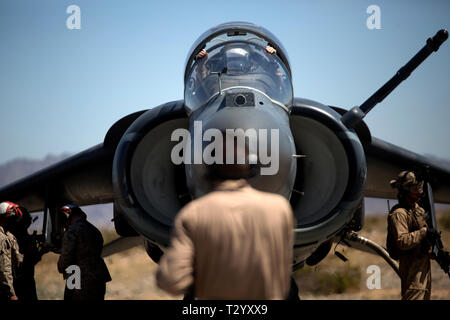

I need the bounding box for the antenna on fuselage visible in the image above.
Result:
[210,67,228,95]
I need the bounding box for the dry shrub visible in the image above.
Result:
[101,228,120,244]
[294,264,361,295]
[438,212,450,231]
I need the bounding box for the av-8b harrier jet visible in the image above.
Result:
[1,22,449,276]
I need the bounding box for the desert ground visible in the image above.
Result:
[34,212,450,300]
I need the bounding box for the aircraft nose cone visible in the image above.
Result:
[186,102,297,199]
[203,104,278,132]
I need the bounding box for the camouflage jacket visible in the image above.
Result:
[388,203,428,252]
[0,226,23,299]
[57,218,111,284]
[388,203,431,292]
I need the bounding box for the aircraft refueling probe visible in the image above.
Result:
[342,29,448,128]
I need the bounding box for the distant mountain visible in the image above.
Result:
[0,153,72,187]
[0,154,114,230]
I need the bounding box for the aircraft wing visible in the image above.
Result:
[364,137,450,204]
[0,144,114,211]
[0,110,147,212]
[1,101,449,214]
[328,106,450,204]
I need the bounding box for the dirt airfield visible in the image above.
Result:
[34,212,450,300]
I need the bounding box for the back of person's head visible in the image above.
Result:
[205,132,258,181]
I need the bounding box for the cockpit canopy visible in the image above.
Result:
[184,23,294,114]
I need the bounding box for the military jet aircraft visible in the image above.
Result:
[0,22,449,277]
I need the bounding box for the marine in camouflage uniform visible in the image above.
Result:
[9,207,45,301]
[388,171,432,300]
[0,202,24,300]
[57,205,111,300]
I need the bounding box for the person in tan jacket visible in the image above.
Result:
[387,171,432,300]
[156,138,295,299]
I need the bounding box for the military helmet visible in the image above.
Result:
[60,204,80,219]
[0,201,23,218]
[390,171,424,194]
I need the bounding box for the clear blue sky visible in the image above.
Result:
[0,0,449,164]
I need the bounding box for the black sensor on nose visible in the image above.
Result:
[235,94,247,106]
[226,92,255,107]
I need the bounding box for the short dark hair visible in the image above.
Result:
[204,131,258,181]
